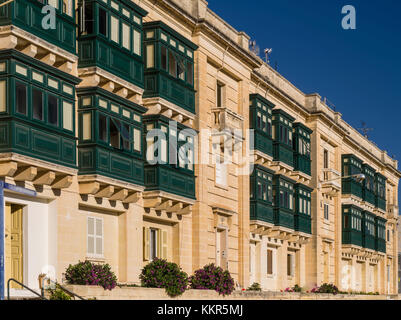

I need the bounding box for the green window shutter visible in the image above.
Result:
[143,227,150,261]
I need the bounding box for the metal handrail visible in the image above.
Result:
[41,277,86,300]
[7,278,47,300]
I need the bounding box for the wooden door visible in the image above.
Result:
[5,205,23,288]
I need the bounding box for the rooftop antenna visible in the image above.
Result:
[249,40,260,56]
[264,48,272,64]
[358,121,373,139]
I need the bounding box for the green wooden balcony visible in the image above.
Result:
[77,0,147,88]
[342,178,363,198]
[0,0,76,54]
[293,123,312,176]
[362,211,376,250]
[342,230,363,247]
[363,187,376,205]
[342,205,363,247]
[77,87,146,186]
[272,109,294,167]
[250,201,274,224]
[254,132,273,157]
[144,164,195,200]
[274,207,294,230]
[294,154,311,176]
[294,183,312,234]
[143,21,198,114]
[0,50,80,168]
[295,213,311,234]
[143,114,196,200]
[376,197,386,212]
[273,142,293,167]
[250,94,273,158]
[375,173,386,211]
[375,217,386,253]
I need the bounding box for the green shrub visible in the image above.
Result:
[49,288,71,300]
[65,260,117,290]
[140,258,188,297]
[190,264,235,296]
[247,283,262,291]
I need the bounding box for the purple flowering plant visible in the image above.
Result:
[189,264,235,296]
[140,258,189,297]
[65,260,117,291]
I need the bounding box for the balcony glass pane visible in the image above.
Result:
[168,51,177,77]
[110,118,120,148]
[111,16,119,43]
[146,44,155,68]
[48,0,58,9]
[32,88,43,121]
[133,30,141,56]
[62,0,73,16]
[99,8,107,36]
[15,82,27,115]
[48,95,58,126]
[98,114,107,142]
[83,113,92,140]
[122,23,131,50]
[63,101,73,131]
[0,81,6,112]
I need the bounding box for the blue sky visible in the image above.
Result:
[208,0,401,166]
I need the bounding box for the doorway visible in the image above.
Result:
[216,228,227,270]
[5,204,24,289]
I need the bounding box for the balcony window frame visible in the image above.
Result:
[273,175,294,211]
[78,91,144,158]
[251,167,273,204]
[144,117,195,174]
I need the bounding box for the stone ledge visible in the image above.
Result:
[64,285,399,300]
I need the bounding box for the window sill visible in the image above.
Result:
[86,256,106,263]
[215,183,229,191]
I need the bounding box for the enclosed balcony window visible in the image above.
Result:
[0,80,6,112]
[144,117,195,173]
[15,82,27,115]
[161,46,168,70]
[168,51,177,77]
[111,15,119,43]
[274,177,294,211]
[0,55,79,168]
[48,95,58,126]
[80,3,94,35]
[342,205,363,247]
[48,0,59,9]
[98,113,107,142]
[63,0,73,16]
[99,8,108,36]
[251,168,273,204]
[32,88,43,121]
[78,90,144,156]
[143,21,197,113]
[273,110,294,148]
[295,185,311,216]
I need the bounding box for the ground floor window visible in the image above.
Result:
[143,227,168,261]
[87,217,104,258]
[287,252,295,277]
[267,249,274,275]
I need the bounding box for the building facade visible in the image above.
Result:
[0,0,399,296]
